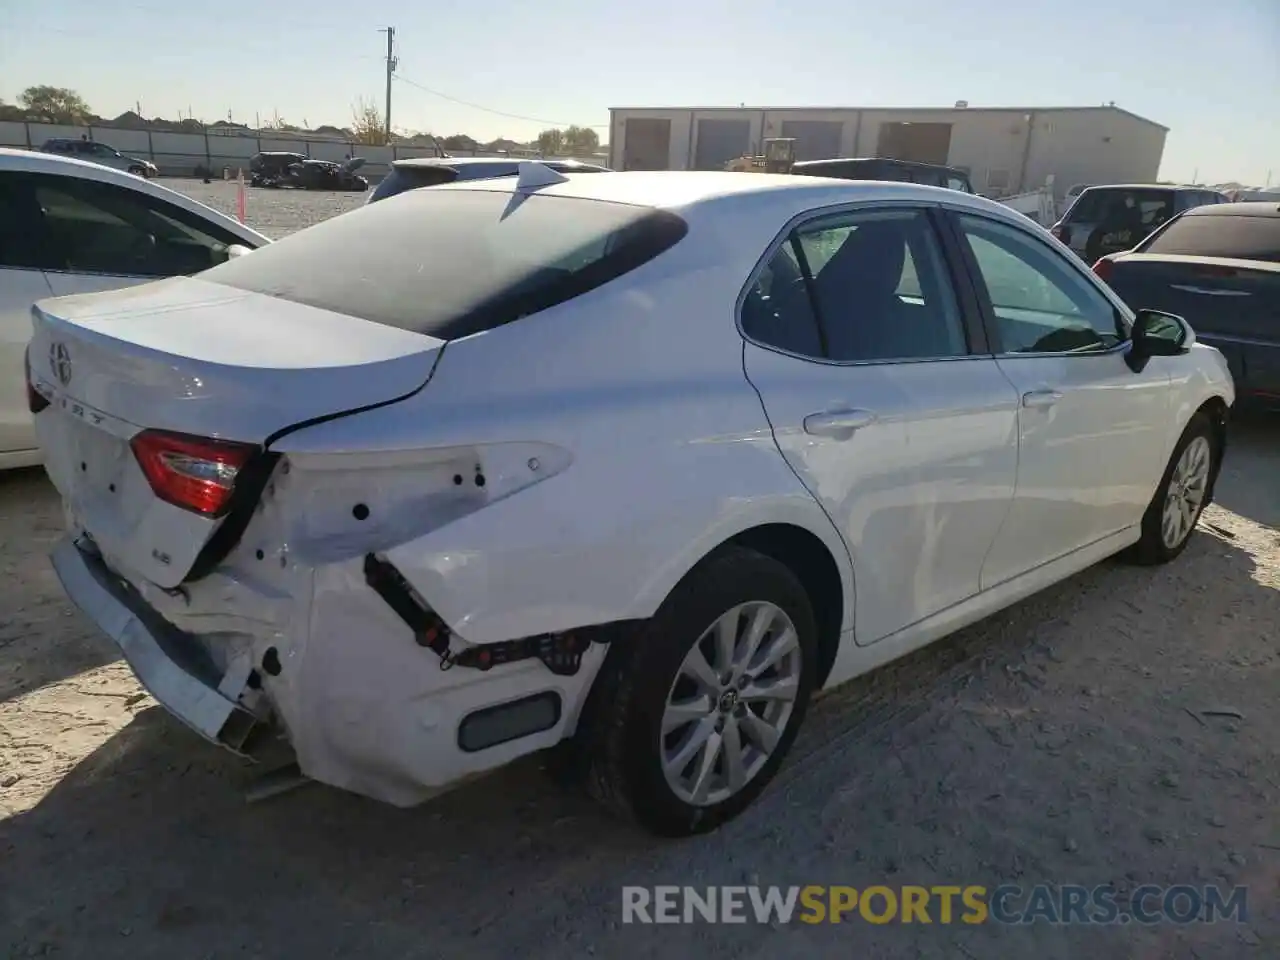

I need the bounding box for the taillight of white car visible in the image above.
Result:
[130,429,258,517]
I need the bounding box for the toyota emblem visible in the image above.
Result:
[50,342,72,387]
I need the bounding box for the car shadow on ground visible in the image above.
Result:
[1213,412,1280,531]
[3,518,1275,960]
[0,466,123,703]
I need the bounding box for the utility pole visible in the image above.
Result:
[379,26,398,142]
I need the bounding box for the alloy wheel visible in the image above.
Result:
[660,601,802,807]
[1161,435,1211,549]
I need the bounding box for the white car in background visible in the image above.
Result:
[0,147,268,468]
[32,165,1233,837]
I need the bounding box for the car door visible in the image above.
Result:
[741,203,1020,645]
[0,173,55,458]
[945,210,1174,589]
[26,173,252,299]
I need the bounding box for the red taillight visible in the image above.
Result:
[130,429,257,517]
[24,346,49,414]
[1092,257,1115,282]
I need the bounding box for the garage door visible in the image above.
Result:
[875,122,953,165]
[621,119,672,171]
[781,121,844,162]
[693,119,751,171]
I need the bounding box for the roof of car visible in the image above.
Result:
[1082,183,1214,193]
[1,146,131,176]
[392,156,608,171]
[793,157,968,175]
[1182,201,1280,218]
[437,168,1019,221]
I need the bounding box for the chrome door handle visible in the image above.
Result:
[1022,389,1063,409]
[803,408,877,439]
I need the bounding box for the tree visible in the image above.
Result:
[535,128,566,156]
[442,133,478,152]
[19,85,92,124]
[536,126,599,157]
[563,125,600,155]
[351,98,388,146]
[262,111,302,133]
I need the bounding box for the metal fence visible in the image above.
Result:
[0,120,605,180]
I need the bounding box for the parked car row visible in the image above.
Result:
[248,152,370,192]
[1095,201,1280,409]
[14,150,1242,838]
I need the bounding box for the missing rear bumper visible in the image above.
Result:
[363,552,621,676]
[51,535,261,753]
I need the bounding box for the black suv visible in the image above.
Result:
[367,157,612,204]
[790,157,974,194]
[1050,184,1230,263]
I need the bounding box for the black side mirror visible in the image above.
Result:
[1126,309,1190,372]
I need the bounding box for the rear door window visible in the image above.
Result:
[743,208,967,362]
[200,188,688,340]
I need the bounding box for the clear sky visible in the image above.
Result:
[4,0,1277,185]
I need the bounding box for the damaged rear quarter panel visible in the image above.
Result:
[270,267,851,647]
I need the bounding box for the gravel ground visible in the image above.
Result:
[1,185,1277,959]
[175,178,370,237]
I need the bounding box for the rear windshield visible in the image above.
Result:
[199,188,687,340]
[1142,213,1280,262]
[1066,188,1175,227]
[367,165,461,204]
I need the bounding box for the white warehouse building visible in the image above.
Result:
[606,103,1168,200]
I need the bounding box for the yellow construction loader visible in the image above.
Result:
[724,138,796,174]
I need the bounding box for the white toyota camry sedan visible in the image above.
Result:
[30,164,1234,836]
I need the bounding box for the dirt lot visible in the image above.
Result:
[1,185,1277,959]
[174,178,368,238]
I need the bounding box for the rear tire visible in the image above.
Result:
[582,546,818,837]
[1127,412,1217,565]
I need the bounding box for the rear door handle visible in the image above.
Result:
[803,408,877,439]
[1022,388,1063,409]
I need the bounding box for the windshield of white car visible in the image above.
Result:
[199,188,688,340]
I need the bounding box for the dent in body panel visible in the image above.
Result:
[271,263,855,646]
[742,345,1021,647]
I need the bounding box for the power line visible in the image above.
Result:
[392,73,607,129]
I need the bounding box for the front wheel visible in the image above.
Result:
[583,546,817,836]
[1128,412,1217,565]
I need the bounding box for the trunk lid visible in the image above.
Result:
[30,276,443,587]
[1106,253,1280,397]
